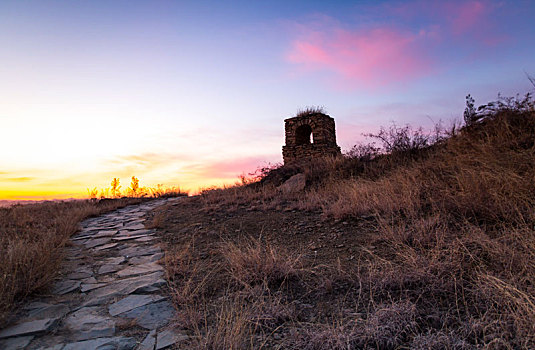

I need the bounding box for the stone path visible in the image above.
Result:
[0,199,186,350]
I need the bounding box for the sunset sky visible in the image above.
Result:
[1,0,534,199]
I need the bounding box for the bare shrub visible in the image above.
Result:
[365,122,438,155]
[344,142,380,161]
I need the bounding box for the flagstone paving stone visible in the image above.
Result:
[84,237,112,249]
[129,252,164,265]
[97,264,122,275]
[26,304,70,320]
[52,280,81,295]
[93,230,118,238]
[119,246,162,258]
[112,234,152,241]
[61,336,137,350]
[93,243,118,251]
[134,236,155,242]
[122,223,145,230]
[138,329,156,350]
[0,335,34,349]
[63,307,115,341]
[66,271,93,280]
[108,294,165,316]
[80,283,107,293]
[119,229,152,236]
[0,198,186,349]
[102,256,126,265]
[156,329,188,350]
[81,277,98,284]
[0,318,59,339]
[122,300,175,330]
[116,262,164,278]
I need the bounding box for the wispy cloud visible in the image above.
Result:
[109,152,194,169]
[0,172,36,182]
[4,176,35,182]
[287,26,432,88]
[448,1,488,35]
[286,1,507,89]
[195,156,279,178]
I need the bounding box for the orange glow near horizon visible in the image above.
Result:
[0,154,279,201]
[0,177,239,200]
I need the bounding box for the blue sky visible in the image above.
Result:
[0,0,534,198]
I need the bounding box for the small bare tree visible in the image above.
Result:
[129,176,140,197]
[464,94,478,126]
[87,187,98,200]
[111,178,121,198]
[526,71,535,89]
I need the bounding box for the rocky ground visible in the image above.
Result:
[0,199,185,350]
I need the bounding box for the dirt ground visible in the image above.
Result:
[153,196,380,276]
[149,196,398,349]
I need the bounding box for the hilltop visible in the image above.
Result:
[151,94,535,349]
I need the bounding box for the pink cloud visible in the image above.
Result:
[385,0,501,40]
[286,1,506,89]
[287,27,432,88]
[442,1,508,45]
[445,1,488,35]
[383,0,490,33]
[187,155,281,179]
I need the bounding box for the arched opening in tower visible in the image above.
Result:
[295,124,313,145]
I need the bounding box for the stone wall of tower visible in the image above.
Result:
[282,113,341,164]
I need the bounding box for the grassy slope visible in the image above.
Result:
[155,104,535,349]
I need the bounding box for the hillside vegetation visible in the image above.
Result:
[153,94,535,349]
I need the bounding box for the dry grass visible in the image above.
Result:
[162,233,305,349]
[0,198,142,325]
[295,106,326,118]
[148,185,188,198]
[222,237,303,288]
[200,183,280,206]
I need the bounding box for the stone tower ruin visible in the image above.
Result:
[282,112,341,164]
